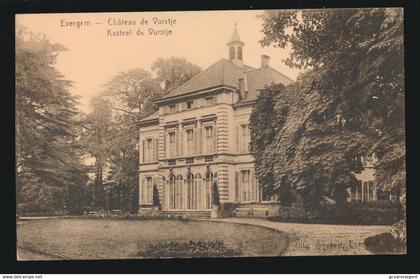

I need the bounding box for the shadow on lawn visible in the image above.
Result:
[364,233,406,254]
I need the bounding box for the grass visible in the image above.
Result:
[17,218,289,260]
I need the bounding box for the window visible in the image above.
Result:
[186,129,194,156]
[143,138,156,162]
[239,124,250,153]
[146,139,152,162]
[368,181,375,200]
[186,101,193,109]
[241,170,251,201]
[204,126,213,154]
[168,104,176,113]
[168,132,176,158]
[352,180,375,202]
[205,96,215,106]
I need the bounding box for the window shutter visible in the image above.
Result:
[194,128,198,155]
[141,177,146,204]
[153,138,158,161]
[162,132,166,159]
[212,126,217,153]
[152,176,158,204]
[198,127,202,155]
[142,140,146,162]
[236,126,240,153]
[179,130,184,156]
[175,130,179,157]
[251,168,255,201]
[235,171,239,202]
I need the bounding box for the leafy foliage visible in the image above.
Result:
[80,58,199,213]
[151,57,201,93]
[251,8,404,207]
[212,182,220,206]
[138,240,241,258]
[152,185,160,208]
[16,25,88,214]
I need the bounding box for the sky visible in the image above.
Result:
[17,10,302,113]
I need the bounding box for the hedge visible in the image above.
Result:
[268,201,403,225]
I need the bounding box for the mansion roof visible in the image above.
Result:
[159,58,293,102]
[140,25,294,124]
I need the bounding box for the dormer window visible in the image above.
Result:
[205,96,215,106]
[168,104,176,113]
[186,101,193,109]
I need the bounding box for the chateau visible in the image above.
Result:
[137,25,293,215]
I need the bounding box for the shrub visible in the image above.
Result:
[269,201,402,225]
[152,185,160,209]
[211,182,220,206]
[137,240,242,258]
[364,233,406,254]
[391,218,406,243]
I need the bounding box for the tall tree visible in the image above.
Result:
[98,68,164,212]
[151,57,201,93]
[16,25,88,213]
[79,99,115,209]
[101,68,163,120]
[252,8,404,208]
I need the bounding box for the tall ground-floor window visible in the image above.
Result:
[204,172,213,210]
[146,177,153,204]
[235,169,258,202]
[168,174,176,210]
[349,180,376,202]
[164,171,214,211]
[186,172,194,209]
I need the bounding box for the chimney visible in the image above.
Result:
[261,55,270,67]
[238,78,245,99]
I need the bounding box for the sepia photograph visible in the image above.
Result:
[15,8,406,260]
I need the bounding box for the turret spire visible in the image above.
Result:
[227,23,244,67]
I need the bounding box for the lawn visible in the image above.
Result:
[17,218,289,260]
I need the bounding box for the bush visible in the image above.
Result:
[364,233,406,254]
[268,201,402,225]
[152,185,160,209]
[211,182,220,206]
[137,240,242,258]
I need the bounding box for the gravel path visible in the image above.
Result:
[206,218,391,256]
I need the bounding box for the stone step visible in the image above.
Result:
[162,211,211,218]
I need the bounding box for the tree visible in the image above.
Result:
[152,185,160,209]
[16,25,88,214]
[259,8,404,198]
[151,57,201,93]
[249,83,286,198]
[79,99,115,209]
[95,58,199,212]
[101,68,163,120]
[252,8,405,237]
[211,182,220,206]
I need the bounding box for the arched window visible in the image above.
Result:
[195,173,203,210]
[175,174,183,209]
[168,173,176,210]
[229,46,235,60]
[237,46,242,60]
[186,171,194,209]
[204,171,213,210]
